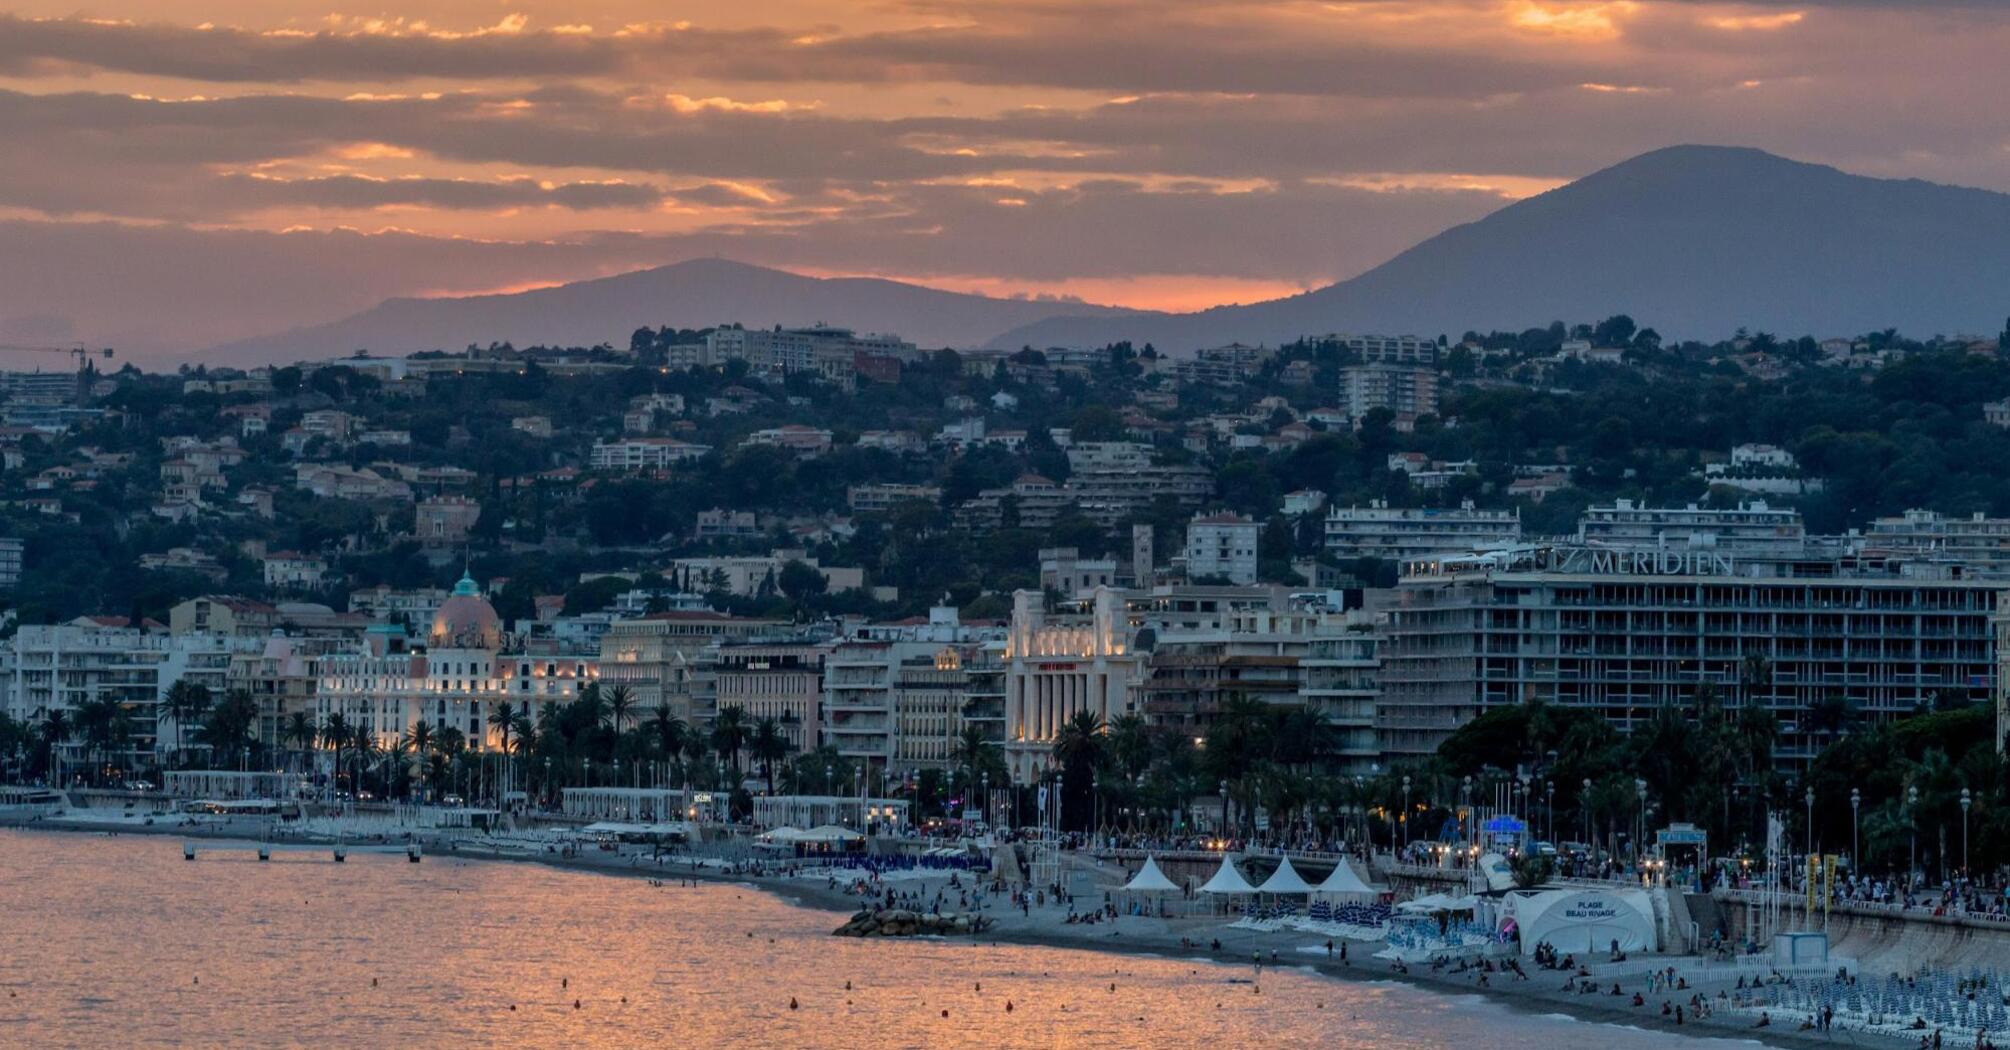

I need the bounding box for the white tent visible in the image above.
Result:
[803,824,865,844]
[1122,856,1182,893]
[756,826,808,843]
[1499,888,1656,956]
[1255,856,1315,895]
[1313,858,1378,902]
[1197,855,1258,895]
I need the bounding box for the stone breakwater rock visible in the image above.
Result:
[832,909,990,937]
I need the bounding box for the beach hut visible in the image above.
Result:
[1255,855,1314,896]
[1198,855,1257,895]
[1312,858,1378,904]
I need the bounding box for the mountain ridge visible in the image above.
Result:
[203,257,1137,366]
[987,145,2010,351]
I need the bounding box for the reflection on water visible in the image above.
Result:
[0,831,1756,1048]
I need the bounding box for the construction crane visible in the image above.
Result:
[0,344,115,407]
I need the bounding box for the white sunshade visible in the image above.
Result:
[1256,856,1315,895]
[756,826,808,843]
[1122,856,1182,893]
[1314,858,1378,899]
[1198,855,1258,895]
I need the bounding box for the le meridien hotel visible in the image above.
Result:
[1378,543,2000,766]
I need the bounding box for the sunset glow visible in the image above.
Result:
[3,0,2009,353]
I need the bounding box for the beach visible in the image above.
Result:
[3,808,1918,1049]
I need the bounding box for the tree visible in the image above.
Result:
[777,561,828,606]
[161,680,213,770]
[712,705,749,779]
[750,717,788,796]
[649,704,688,784]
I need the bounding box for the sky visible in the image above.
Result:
[4,0,2010,358]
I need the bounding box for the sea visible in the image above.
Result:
[0,829,1769,1048]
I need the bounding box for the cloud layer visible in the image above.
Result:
[2,1,2008,358]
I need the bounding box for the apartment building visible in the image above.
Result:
[1380,545,1999,765]
[1183,512,1261,585]
[1577,498,1806,555]
[1324,500,1522,562]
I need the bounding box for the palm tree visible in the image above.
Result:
[648,704,687,785]
[160,680,212,770]
[487,704,517,798]
[39,708,71,786]
[321,713,352,794]
[712,705,749,779]
[604,685,638,785]
[749,717,787,796]
[681,732,710,790]
[73,696,120,785]
[284,711,317,775]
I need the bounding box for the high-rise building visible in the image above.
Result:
[1003,588,1146,782]
[1380,546,1999,765]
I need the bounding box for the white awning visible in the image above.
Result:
[1255,855,1314,895]
[1122,856,1181,893]
[803,824,865,843]
[1198,855,1257,895]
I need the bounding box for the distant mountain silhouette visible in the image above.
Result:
[205,258,1135,365]
[989,146,2010,351]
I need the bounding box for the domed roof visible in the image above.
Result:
[429,571,502,650]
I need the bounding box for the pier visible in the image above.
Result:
[183,840,421,863]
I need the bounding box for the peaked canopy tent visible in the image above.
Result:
[1313,858,1379,903]
[1198,855,1258,895]
[1122,856,1182,894]
[1256,856,1315,896]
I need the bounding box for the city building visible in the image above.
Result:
[1576,499,1807,556]
[1380,545,1999,764]
[1324,500,1522,562]
[1342,363,1438,428]
[1861,510,2010,575]
[589,438,711,471]
[0,536,22,589]
[713,638,833,754]
[1002,588,1146,781]
[1182,512,1261,585]
[597,612,785,724]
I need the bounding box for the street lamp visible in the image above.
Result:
[1401,775,1412,850]
[1960,788,1972,876]
[1849,788,1860,870]
[1218,779,1229,838]
[1461,775,1473,847]
[1545,780,1555,846]
[1906,785,1919,889]
[1581,777,1592,850]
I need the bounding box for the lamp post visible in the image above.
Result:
[1461,775,1473,848]
[982,771,990,830]
[1634,777,1647,863]
[1401,775,1412,851]
[1906,785,1919,890]
[1545,780,1555,846]
[1581,777,1592,852]
[1218,780,1229,838]
[1849,788,1860,871]
[1960,788,1972,876]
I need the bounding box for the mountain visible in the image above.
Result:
[204,258,1136,365]
[989,146,2010,351]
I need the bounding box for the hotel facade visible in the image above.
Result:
[1381,545,1999,765]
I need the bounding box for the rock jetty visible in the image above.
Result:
[832,908,991,938]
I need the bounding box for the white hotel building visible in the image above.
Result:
[313,574,596,750]
[1381,545,1999,765]
[1002,588,1146,782]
